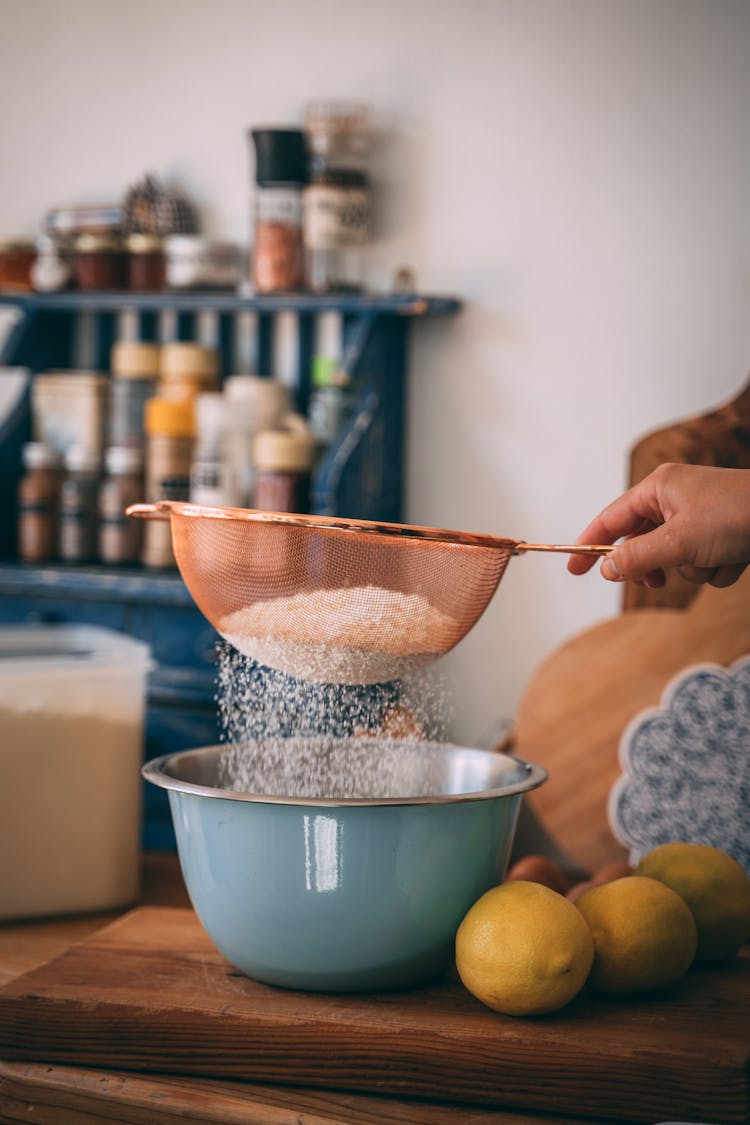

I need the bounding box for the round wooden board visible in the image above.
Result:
[514,569,750,874]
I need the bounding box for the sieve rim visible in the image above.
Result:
[129,500,521,549]
[142,743,548,808]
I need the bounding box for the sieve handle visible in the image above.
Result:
[126,503,170,521]
[514,542,612,556]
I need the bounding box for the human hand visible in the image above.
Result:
[567,463,750,589]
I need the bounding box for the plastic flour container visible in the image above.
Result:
[0,625,151,919]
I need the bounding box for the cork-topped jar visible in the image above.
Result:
[72,233,125,290]
[125,233,165,291]
[142,396,195,568]
[252,414,315,513]
[159,342,220,400]
[108,340,160,451]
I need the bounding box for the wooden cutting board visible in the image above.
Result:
[0,906,747,1124]
[515,567,750,873]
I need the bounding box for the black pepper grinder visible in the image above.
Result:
[249,128,308,293]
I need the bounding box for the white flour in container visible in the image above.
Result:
[219,584,458,683]
[216,643,454,800]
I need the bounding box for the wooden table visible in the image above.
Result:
[0,853,740,1125]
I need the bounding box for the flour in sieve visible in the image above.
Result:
[218,585,458,683]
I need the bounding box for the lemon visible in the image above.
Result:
[635,843,750,964]
[455,881,594,1016]
[576,875,697,994]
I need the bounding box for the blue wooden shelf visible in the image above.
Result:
[0,290,460,317]
[0,561,193,607]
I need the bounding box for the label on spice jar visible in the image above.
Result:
[256,188,303,226]
[304,185,370,249]
[154,474,190,500]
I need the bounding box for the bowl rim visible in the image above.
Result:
[142,741,547,809]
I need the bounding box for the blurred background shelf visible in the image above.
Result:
[0,288,461,848]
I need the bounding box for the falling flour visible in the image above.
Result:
[218,584,459,684]
[216,642,454,800]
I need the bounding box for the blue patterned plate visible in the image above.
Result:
[608,657,750,875]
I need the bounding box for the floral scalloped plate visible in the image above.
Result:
[608,656,750,875]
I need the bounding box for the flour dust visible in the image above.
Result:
[216,642,454,800]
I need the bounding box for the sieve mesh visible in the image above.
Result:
[128,502,608,685]
[169,511,512,683]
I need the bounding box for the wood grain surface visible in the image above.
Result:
[0,1060,625,1125]
[0,906,747,1124]
[515,567,750,873]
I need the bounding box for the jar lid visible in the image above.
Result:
[111,340,161,378]
[105,445,143,475]
[253,414,315,473]
[125,233,163,254]
[251,129,308,186]
[160,342,219,380]
[64,445,101,473]
[22,441,60,470]
[74,232,123,253]
[145,396,196,438]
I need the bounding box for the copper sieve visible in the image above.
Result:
[128,502,610,684]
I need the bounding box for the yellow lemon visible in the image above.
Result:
[635,843,750,964]
[576,875,697,994]
[455,881,594,1016]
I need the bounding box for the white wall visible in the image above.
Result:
[2,0,749,743]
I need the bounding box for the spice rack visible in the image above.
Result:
[0,289,460,847]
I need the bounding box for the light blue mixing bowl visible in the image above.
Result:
[143,741,546,992]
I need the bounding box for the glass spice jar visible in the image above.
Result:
[108,340,160,451]
[303,102,371,293]
[17,442,61,563]
[0,239,36,291]
[59,445,101,563]
[125,233,165,291]
[98,445,144,565]
[142,396,195,569]
[253,414,315,513]
[72,232,125,291]
[249,129,308,293]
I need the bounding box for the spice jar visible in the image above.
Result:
[72,232,125,290]
[125,233,165,291]
[253,414,315,513]
[308,355,352,451]
[98,446,144,565]
[59,446,101,563]
[0,239,36,291]
[159,342,220,399]
[31,234,72,292]
[164,235,242,291]
[142,396,195,568]
[32,372,108,458]
[223,375,289,506]
[17,442,61,563]
[250,129,308,293]
[303,102,371,293]
[108,341,160,451]
[189,393,241,507]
